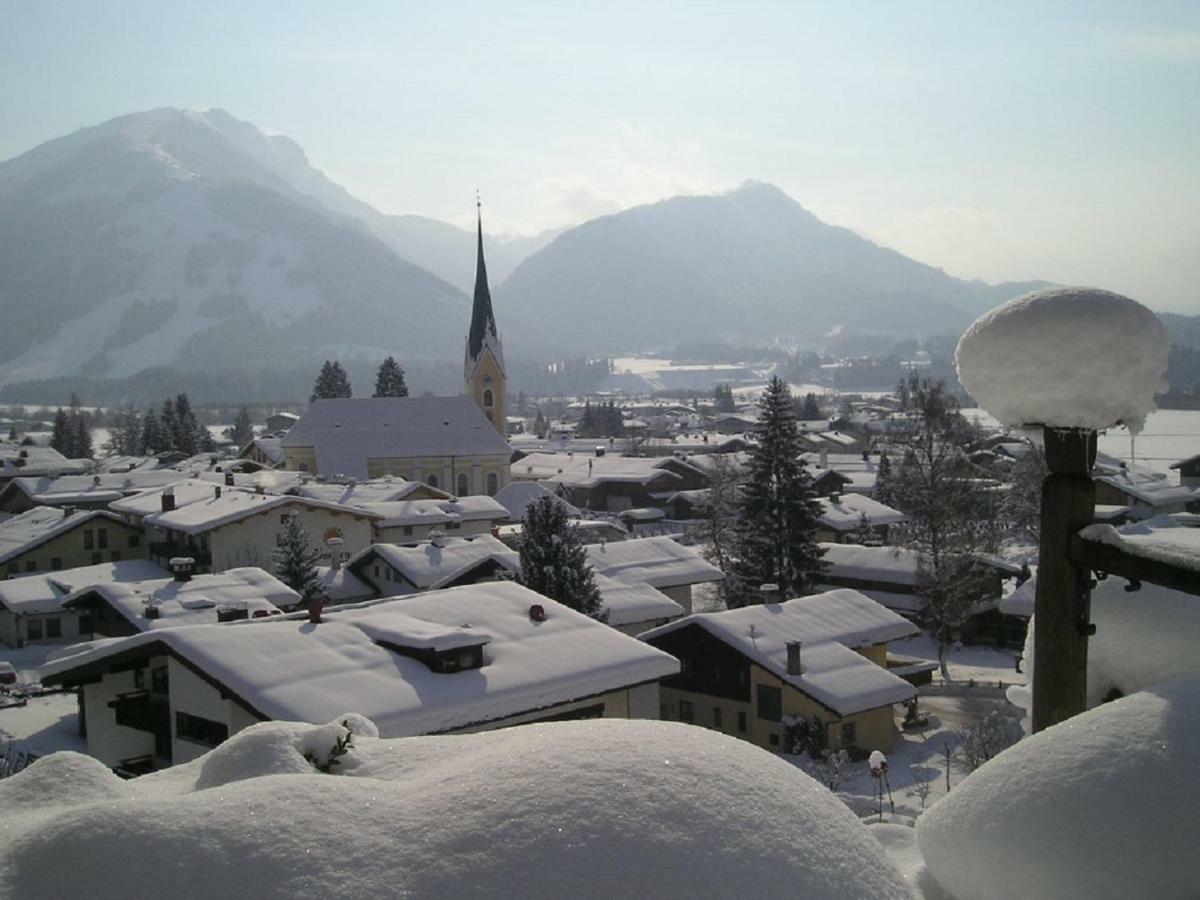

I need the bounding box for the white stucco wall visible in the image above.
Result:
[209,503,375,573]
[167,657,261,765]
[81,668,157,767]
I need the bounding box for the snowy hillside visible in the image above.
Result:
[0,109,478,381]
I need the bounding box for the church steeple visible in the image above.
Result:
[464,197,506,435]
[466,198,502,370]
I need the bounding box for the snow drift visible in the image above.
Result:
[1006,574,1200,730]
[955,287,1169,433]
[918,677,1200,900]
[0,718,910,899]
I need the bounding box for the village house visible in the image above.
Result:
[641,589,919,754]
[288,475,450,505]
[239,435,285,469]
[818,542,1027,647]
[358,495,510,544]
[584,535,724,613]
[1092,468,1197,519]
[0,470,192,515]
[814,492,907,544]
[62,563,298,638]
[280,396,513,494]
[1169,453,1200,488]
[0,443,90,485]
[509,452,705,513]
[264,412,300,433]
[141,489,379,574]
[0,506,148,579]
[39,582,680,774]
[347,534,520,596]
[0,559,167,647]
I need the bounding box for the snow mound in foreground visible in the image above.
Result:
[918,677,1200,900]
[955,287,1168,433]
[0,718,909,900]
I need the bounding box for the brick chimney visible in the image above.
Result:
[224,471,235,486]
[161,487,176,513]
[786,640,802,675]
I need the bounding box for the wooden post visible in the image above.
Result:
[1032,427,1097,732]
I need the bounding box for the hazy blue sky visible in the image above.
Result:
[3,1,1198,311]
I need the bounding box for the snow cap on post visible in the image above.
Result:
[955,287,1169,434]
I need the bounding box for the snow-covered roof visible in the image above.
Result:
[315,566,375,604]
[955,287,1170,433]
[585,536,724,589]
[0,444,90,478]
[814,583,926,615]
[290,476,444,505]
[0,507,128,565]
[511,453,682,488]
[143,493,379,535]
[281,397,512,478]
[108,478,251,518]
[351,535,519,591]
[816,493,906,531]
[0,559,168,615]
[244,436,285,464]
[1170,453,1200,470]
[2,470,191,506]
[593,574,684,627]
[1078,513,1200,580]
[819,542,921,587]
[492,480,580,521]
[42,582,682,737]
[63,567,297,630]
[360,496,509,528]
[1093,472,1195,508]
[641,590,918,715]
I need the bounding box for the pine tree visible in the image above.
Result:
[372,356,409,398]
[311,360,352,402]
[72,416,94,459]
[273,514,323,602]
[874,451,894,507]
[580,400,595,437]
[730,376,825,604]
[172,394,201,455]
[159,400,179,452]
[518,496,605,619]
[714,383,736,413]
[231,405,255,448]
[50,408,70,455]
[798,392,822,421]
[6,424,17,442]
[140,408,164,454]
[534,409,547,439]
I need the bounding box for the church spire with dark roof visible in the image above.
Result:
[467,197,500,366]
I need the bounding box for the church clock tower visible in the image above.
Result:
[464,200,506,434]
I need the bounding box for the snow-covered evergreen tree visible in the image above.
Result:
[160,399,179,452]
[50,408,70,455]
[373,357,409,398]
[874,451,894,507]
[273,514,323,602]
[798,392,822,421]
[518,496,604,619]
[231,405,254,448]
[730,376,825,604]
[106,404,142,456]
[140,408,164,454]
[534,409,547,438]
[848,512,874,546]
[311,360,352,402]
[72,415,93,459]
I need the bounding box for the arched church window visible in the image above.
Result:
[487,472,498,496]
[426,474,439,488]
[483,389,494,408]
[457,473,469,496]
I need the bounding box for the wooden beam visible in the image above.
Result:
[1069,535,1200,597]
[1032,427,1097,733]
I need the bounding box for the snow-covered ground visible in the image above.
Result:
[890,633,1024,687]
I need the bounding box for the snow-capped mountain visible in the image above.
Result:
[0,108,503,383]
[497,181,1050,355]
